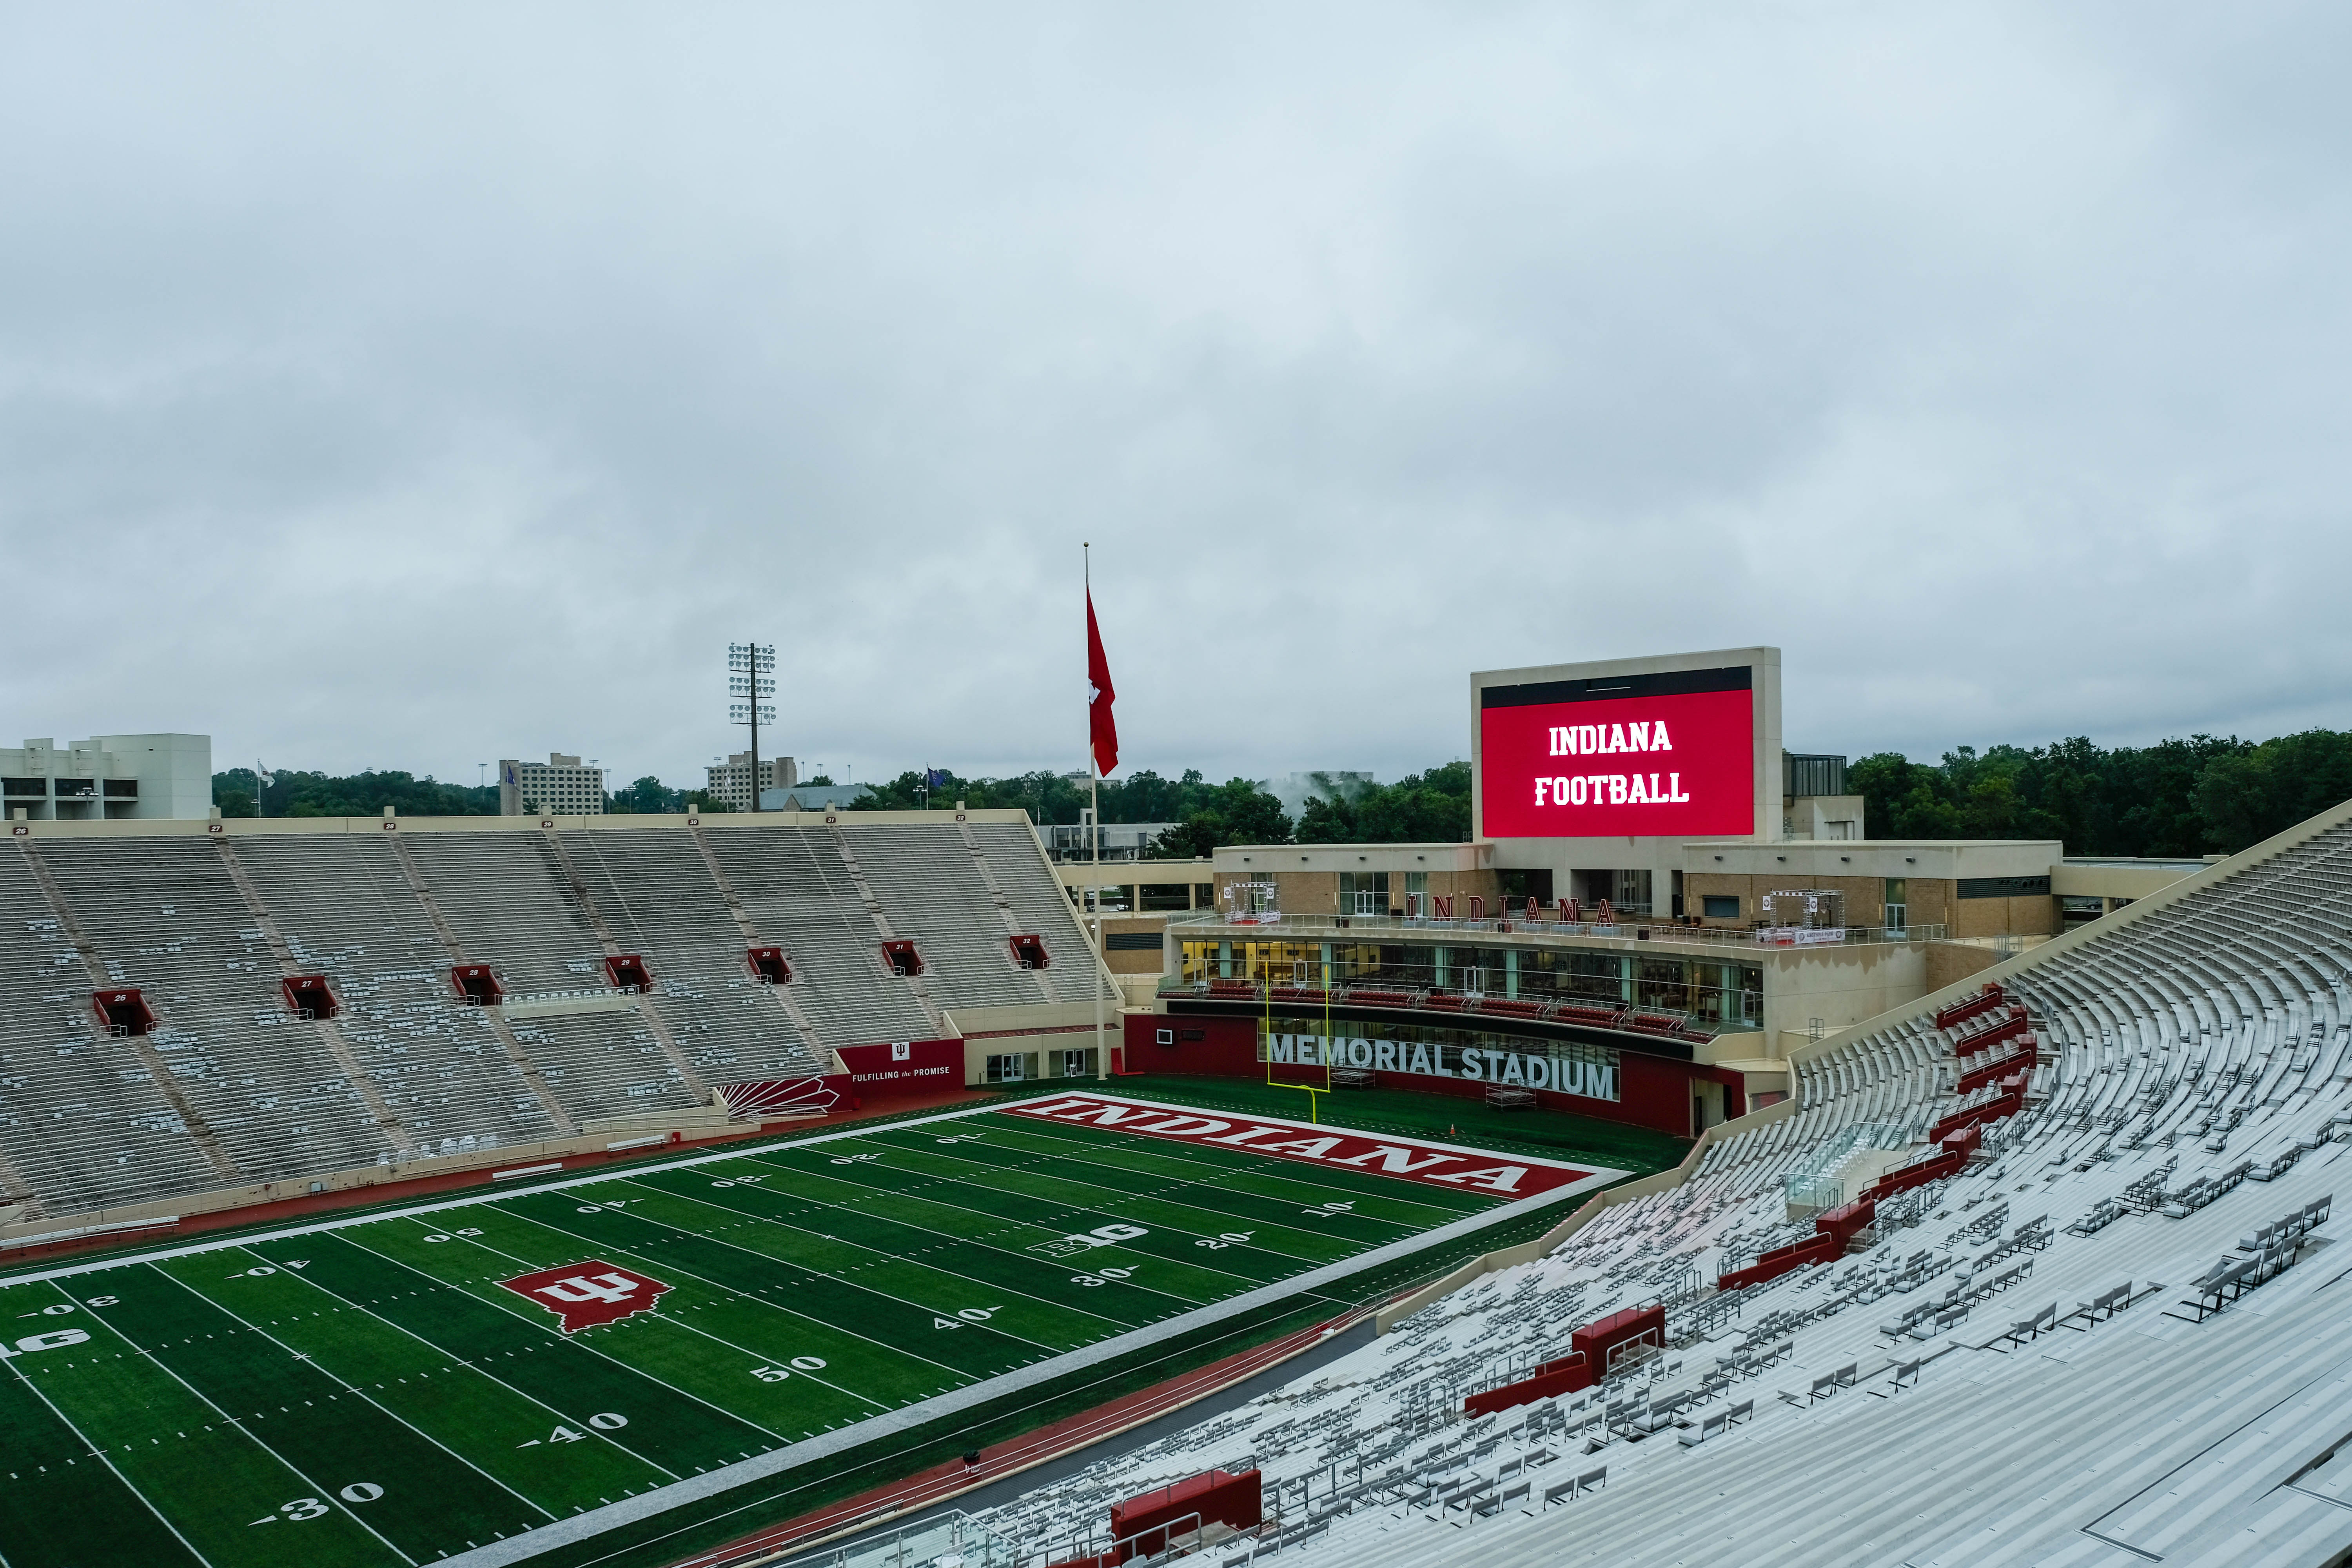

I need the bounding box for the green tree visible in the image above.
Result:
[1296,762,1472,843]
[2194,730,2352,853]
[212,767,497,818]
[610,775,684,813]
[1150,779,1294,857]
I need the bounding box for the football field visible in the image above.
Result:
[0,1093,1620,1568]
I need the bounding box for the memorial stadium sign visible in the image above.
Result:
[1262,1028,1620,1102]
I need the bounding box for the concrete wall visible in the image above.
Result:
[1096,914,1170,976]
[104,733,213,820]
[1686,871,1895,927]
[1682,839,2062,938]
[1926,940,2002,992]
[944,1001,1114,1084]
[3,733,211,821]
[2050,860,2212,901]
[1759,940,1929,1056]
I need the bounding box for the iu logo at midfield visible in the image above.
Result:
[500,1260,672,1333]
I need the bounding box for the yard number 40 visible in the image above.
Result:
[934,1306,1001,1330]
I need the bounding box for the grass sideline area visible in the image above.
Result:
[0,1092,1612,1568]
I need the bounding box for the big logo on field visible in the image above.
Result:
[500,1259,672,1332]
[1004,1094,1602,1197]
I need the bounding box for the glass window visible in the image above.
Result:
[1883,877,1908,931]
[1702,894,1741,920]
[1637,956,1687,1012]
[1405,870,1428,916]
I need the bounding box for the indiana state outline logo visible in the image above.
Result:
[499,1259,672,1332]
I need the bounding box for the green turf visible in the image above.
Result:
[0,1093,1605,1568]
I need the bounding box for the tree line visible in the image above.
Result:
[1849,730,2352,857]
[211,768,715,818]
[212,727,2352,857]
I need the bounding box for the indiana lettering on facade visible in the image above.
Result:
[1264,1033,1619,1102]
[1533,772,1691,807]
[1548,720,1673,756]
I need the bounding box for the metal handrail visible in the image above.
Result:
[1160,976,1724,1040]
[1163,910,1942,947]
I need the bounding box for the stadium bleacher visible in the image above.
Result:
[911,802,2352,1568]
[0,812,1110,1223]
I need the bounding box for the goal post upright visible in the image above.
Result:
[1260,933,1330,1124]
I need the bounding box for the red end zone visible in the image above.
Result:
[1002,1093,1596,1197]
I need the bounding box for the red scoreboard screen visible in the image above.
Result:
[1480,666,1755,837]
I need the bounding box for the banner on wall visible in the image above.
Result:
[836,1038,962,1096]
[1263,1027,1620,1102]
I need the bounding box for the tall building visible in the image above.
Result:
[708,751,795,810]
[1,734,213,821]
[499,754,605,815]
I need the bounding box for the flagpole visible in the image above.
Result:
[1087,542,1105,1081]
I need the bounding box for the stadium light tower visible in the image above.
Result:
[728,642,777,814]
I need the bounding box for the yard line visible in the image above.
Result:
[946,1123,1477,1222]
[387,1208,978,1389]
[338,1229,794,1452]
[421,1223,892,1416]
[187,1252,560,1520]
[732,1149,1298,1294]
[0,1093,1528,1297]
[676,1158,1261,1310]
[610,1172,1172,1328]
[0,1098,1044,1294]
[0,1346,218,1568]
[867,1126,1432,1245]
[964,1115,1491,1216]
[766,1136,1341,1270]
[243,1236,684,1482]
[640,1160,1237,1316]
[473,1198,1068,1364]
[91,1269,422,1566]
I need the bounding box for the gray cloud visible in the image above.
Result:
[2,3,2346,791]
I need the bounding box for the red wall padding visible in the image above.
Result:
[1110,1469,1262,1561]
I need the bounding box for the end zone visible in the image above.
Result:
[1002,1091,1615,1199]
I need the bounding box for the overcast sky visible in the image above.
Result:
[4,4,2347,792]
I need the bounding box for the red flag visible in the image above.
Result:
[1087,586,1119,777]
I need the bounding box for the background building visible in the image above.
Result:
[1,734,212,821]
[758,782,870,810]
[499,754,605,815]
[709,751,795,810]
